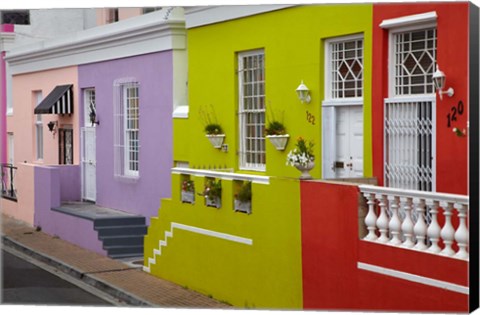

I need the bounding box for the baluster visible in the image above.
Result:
[363,193,378,241]
[454,203,469,259]
[376,194,389,243]
[401,197,414,248]
[427,200,441,253]
[388,195,402,245]
[440,202,455,256]
[413,198,428,250]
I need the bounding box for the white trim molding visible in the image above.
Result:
[144,222,253,273]
[185,5,296,29]
[5,8,186,75]
[358,262,469,295]
[172,167,270,185]
[379,11,437,29]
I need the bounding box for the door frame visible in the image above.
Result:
[81,88,96,202]
[322,102,364,179]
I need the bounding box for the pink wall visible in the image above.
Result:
[8,66,79,166]
[2,163,35,225]
[300,180,468,312]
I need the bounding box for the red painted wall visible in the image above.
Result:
[371,3,470,194]
[301,180,468,312]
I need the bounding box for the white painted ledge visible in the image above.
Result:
[379,11,437,29]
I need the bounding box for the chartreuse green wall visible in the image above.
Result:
[174,4,373,178]
[144,175,302,308]
[146,4,373,309]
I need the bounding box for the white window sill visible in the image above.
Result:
[173,105,189,119]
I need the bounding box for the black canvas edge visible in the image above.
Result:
[470,1,480,312]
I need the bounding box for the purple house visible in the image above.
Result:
[5,8,187,259]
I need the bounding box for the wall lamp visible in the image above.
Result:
[47,121,58,136]
[296,80,311,104]
[432,65,454,100]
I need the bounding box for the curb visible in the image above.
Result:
[2,235,154,307]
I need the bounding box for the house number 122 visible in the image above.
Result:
[306,110,316,125]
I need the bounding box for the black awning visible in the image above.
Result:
[34,84,74,115]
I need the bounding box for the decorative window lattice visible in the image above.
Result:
[113,80,140,178]
[330,38,363,98]
[238,50,266,170]
[393,28,437,96]
[84,89,96,127]
[385,100,433,191]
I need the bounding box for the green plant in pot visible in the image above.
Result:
[234,181,252,214]
[199,105,225,148]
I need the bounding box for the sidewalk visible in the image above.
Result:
[1,213,230,309]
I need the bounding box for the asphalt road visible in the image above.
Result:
[1,249,113,306]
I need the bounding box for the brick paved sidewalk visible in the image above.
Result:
[1,213,230,309]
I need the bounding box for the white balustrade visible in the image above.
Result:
[360,185,469,260]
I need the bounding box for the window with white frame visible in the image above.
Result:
[7,133,14,165]
[392,27,437,96]
[384,17,437,191]
[113,79,140,178]
[327,37,363,99]
[34,91,43,160]
[238,49,266,171]
[84,89,96,127]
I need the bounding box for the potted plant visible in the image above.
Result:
[199,105,225,149]
[202,178,222,209]
[181,179,195,204]
[234,181,252,214]
[265,120,289,151]
[286,137,315,179]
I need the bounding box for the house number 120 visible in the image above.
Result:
[447,100,464,128]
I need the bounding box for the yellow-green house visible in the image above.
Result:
[144,4,373,309]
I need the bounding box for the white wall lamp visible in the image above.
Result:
[296,80,311,104]
[432,65,454,100]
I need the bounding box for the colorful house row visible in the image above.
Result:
[2,8,186,257]
[1,3,477,312]
[143,2,477,312]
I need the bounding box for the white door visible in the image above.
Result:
[82,89,96,202]
[333,105,363,178]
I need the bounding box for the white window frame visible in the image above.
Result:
[322,35,365,179]
[238,49,266,172]
[383,15,437,191]
[34,91,43,161]
[113,79,140,179]
[7,132,14,165]
[387,22,437,98]
[84,88,96,128]
[323,34,364,106]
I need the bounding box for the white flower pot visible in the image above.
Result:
[205,196,221,209]
[294,161,315,180]
[181,191,195,204]
[266,134,289,151]
[206,134,225,149]
[234,199,251,214]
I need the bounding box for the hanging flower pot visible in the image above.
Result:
[266,134,290,151]
[234,199,251,214]
[206,134,225,149]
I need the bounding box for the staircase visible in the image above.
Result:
[94,216,148,259]
[52,202,148,260]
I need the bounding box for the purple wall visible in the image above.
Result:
[78,52,173,221]
[34,165,105,255]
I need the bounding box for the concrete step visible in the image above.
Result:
[94,217,146,229]
[105,244,144,257]
[96,225,148,238]
[101,235,145,247]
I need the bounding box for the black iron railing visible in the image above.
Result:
[1,163,17,201]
